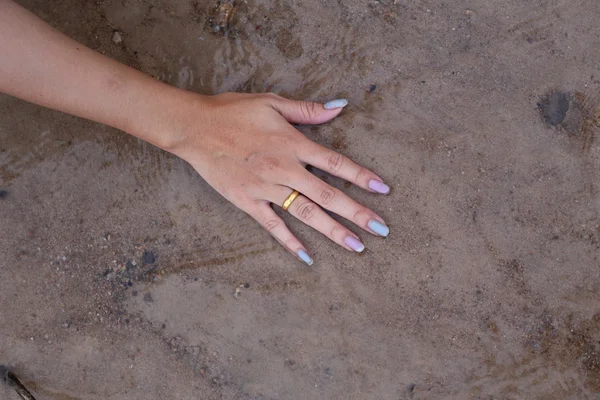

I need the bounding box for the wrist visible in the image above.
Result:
[121,81,210,154]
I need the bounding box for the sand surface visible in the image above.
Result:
[1,0,600,399]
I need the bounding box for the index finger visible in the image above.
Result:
[298,141,390,195]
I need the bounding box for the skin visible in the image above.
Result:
[0,0,390,264]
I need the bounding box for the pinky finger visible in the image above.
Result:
[248,201,314,266]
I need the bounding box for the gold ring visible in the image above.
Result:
[282,190,300,211]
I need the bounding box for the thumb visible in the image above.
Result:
[268,96,348,125]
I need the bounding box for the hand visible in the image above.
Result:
[0,2,388,265]
[168,92,390,265]
[0,3,389,266]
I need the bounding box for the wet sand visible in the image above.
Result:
[1,0,599,399]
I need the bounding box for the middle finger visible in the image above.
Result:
[289,168,390,237]
[268,185,366,252]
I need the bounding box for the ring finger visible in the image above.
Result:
[270,186,366,253]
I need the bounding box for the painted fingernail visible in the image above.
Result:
[368,220,390,237]
[368,179,390,194]
[344,237,365,252]
[297,250,314,266]
[324,99,349,110]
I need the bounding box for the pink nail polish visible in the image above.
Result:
[368,179,390,194]
[344,237,365,252]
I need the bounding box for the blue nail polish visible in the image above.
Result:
[368,220,389,237]
[297,250,314,266]
[324,99,348,110]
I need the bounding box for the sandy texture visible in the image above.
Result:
[1,0,600,399]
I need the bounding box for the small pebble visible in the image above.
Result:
[368,84,377,93]
[112,31,123,44]
[142,250,156,265]
[243,283,250,288]
[0,190,8,199]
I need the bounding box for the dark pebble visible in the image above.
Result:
[194,277,199,281]
[0,190,8,199]
[368,84,377,92]
[161,323,166,329]
[244,283,250,288]
[126,260,136,270]
[408,383,416,392]
[538,91,569,126]
[142,250,156,265]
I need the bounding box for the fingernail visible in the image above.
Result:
[368,179,390,194]
[344,237,365,252]
[368,220,390,237]
[297,250,314,266]
[324,99,348,110]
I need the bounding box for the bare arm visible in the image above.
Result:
[0,0,391,265]
[0,0,189,149]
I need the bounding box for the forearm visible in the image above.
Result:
[0,0,193,149]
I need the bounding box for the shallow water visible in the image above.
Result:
[1,0,600,399]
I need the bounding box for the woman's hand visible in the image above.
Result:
[167,92,390,265]
[0,2,389,265]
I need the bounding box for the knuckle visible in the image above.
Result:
[320,187,336,206]
[227,187,246,201]
[262,218,281,232]
[262,93,283,107]
[355,167,370,183]
[260,156,281,171]
[352,207,370,223]
[283,237,296,250]
[330,225,345,240]
[300,101,318,119]
[264,92,281,101]
[272,132,294,148]
[326,152,344,172]
[296,200,317,221]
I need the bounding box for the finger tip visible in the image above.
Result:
[368,179,391,195]
[323,99,349,110]
[297,249,314,266]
